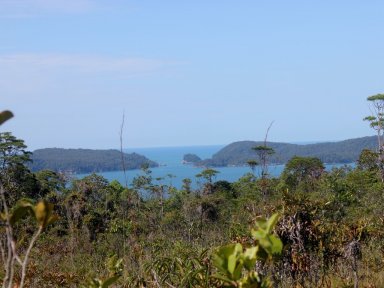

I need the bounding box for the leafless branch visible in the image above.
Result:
[120,112,128,188]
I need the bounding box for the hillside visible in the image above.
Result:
[30,148,158,173]
[198,136,377,167]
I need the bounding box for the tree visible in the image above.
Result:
[247,159,258,180]
[0,132,37,204]
[252,121,275,180]
[70,174,111,241]
[252,145,275,179]
[196,168,219,195]
[281,156,325,191]
[0,132,31,171]
[182,178,192,193]
[364,93,384,181]
[357,149,378,172]
[0,110,57,288]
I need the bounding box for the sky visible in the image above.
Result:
[1,0,383,150]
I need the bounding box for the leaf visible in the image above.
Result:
[243,247,258,270]
[34,200,57,229]
[251,229,266,240]
[212,254,225,272]
[266,213,279,233]
[269,235,283,255]
[211,273,235,284]
[227,253,236,275]
[101,275,120,288]
[255,218,267,230]
[212,243,242,278]
[233,260,243,281]
[0,110,13,125]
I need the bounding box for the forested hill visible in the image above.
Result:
[30,148,158,173]
[198,136,377,167]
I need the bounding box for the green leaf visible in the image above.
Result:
[251,229,266,240]
[0,110,13,125]
[211,273,235,284]
[212,254,225,272]
[213,243,242,278]
[101,275,120,288]
[243,247,258,270]
[266,213,279,233]
[269,235,283,255]
[233,260,243,281]
[255,218,267,230]
[227,253,236,275]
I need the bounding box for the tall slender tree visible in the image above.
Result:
[364,93,384,181]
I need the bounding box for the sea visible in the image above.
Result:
[76,145,352,189]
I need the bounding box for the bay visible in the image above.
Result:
[75,145,353,189]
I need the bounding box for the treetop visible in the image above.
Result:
[367,94,384,101]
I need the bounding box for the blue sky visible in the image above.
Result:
[1,0,382,150]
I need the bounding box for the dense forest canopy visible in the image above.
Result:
[29,148,158,173]
[197,136,377,167]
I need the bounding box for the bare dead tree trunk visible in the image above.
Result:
[120,112,128,188]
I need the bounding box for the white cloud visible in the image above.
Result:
[0,53,173,96]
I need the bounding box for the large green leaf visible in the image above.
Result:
[213,243,243,279]
[227,253,237,275]
[266,213,279,233]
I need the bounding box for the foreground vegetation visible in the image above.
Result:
[1,137,384,287]
[2,95,384,287]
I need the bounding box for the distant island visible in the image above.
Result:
[30,148,158,173]
[183,153,202,164]
[194,136,377,167]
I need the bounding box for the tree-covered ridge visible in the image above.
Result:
[199,136,377,167]
[30,148,158,173]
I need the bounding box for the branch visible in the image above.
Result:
[19,226,43,288]
[119,112,128,188]
[264,121,274,146]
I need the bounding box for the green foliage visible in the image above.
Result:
[1,198,58,229]
[357,149,379,171]
[212,214,282,287]
[82,255,123,288]
[0,132,31,169]
[30,148,158,173]
[4,101,384,287]
[196,168,219,183]
[199,137,377,167]
[281,156,324,191]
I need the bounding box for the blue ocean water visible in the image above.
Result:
[76,145,351,189]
